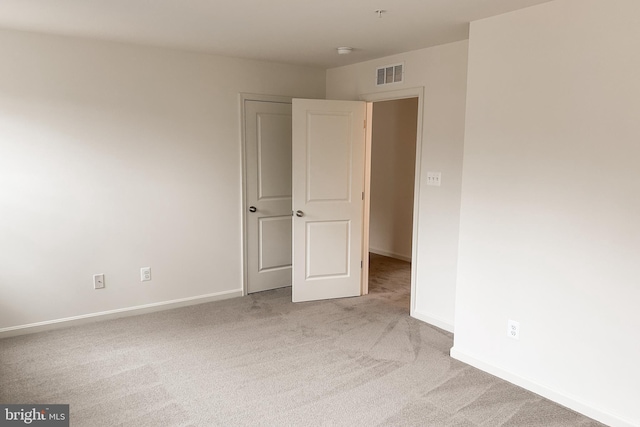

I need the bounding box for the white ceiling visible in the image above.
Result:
[0,0,553,68]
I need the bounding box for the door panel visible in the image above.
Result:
[306,220,350,279]
[307,113,352,202]
[246,100,292,293]
[259,216,292,271]
[292,99,366,302]
[257,114,292,200]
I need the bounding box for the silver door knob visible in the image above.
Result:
[249,206,257,213]
[295,210,304,217]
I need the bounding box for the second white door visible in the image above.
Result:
[245,100,293,293]
[292,99,367,302]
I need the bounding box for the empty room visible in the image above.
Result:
[1,0,638,426]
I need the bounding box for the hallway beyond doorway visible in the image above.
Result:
[368,252,411,311]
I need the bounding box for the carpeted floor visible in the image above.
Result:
[0,254,604,426]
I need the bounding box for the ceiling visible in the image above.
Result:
[0,0,553,68]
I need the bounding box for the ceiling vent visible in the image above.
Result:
[376,63,404,86]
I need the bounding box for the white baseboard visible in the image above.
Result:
[369,248,412,262]
[450,347,636,427]
[0,289,243,339]
[411,309,454,333]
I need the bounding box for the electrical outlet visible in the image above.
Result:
[93,274,105,290]
[426,171,442,186]
[508,319,520,340]
[140,267,151,282]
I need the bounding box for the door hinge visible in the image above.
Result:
[364,119,366,129]
[361,260,363,268]
[362,191,364,200]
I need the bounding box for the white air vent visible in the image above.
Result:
[376,63,404,86]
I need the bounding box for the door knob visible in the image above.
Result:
[249,206,257,213]
[295,210,304,217]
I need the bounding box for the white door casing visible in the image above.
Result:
[292,99,367,302]
[245,100,293,294]
[360,87,424,320]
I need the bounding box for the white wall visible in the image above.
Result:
[452,1,640,425]
[0,29,325,333]
[369,98,418,261]
[327,40,469,332]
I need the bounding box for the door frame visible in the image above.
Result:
[359,87,424,318]
[239,93,293,296]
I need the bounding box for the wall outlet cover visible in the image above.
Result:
[93,274,105,290]
[508,319,520,340]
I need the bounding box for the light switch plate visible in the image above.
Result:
[426,171,442,186]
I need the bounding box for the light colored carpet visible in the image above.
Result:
[0,254,604,426]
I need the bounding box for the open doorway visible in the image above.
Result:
[367,97,419,311]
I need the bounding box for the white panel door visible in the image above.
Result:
[245,100,292,293]
[292,99,366,302]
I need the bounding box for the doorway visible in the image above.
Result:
[367,97,419,310]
